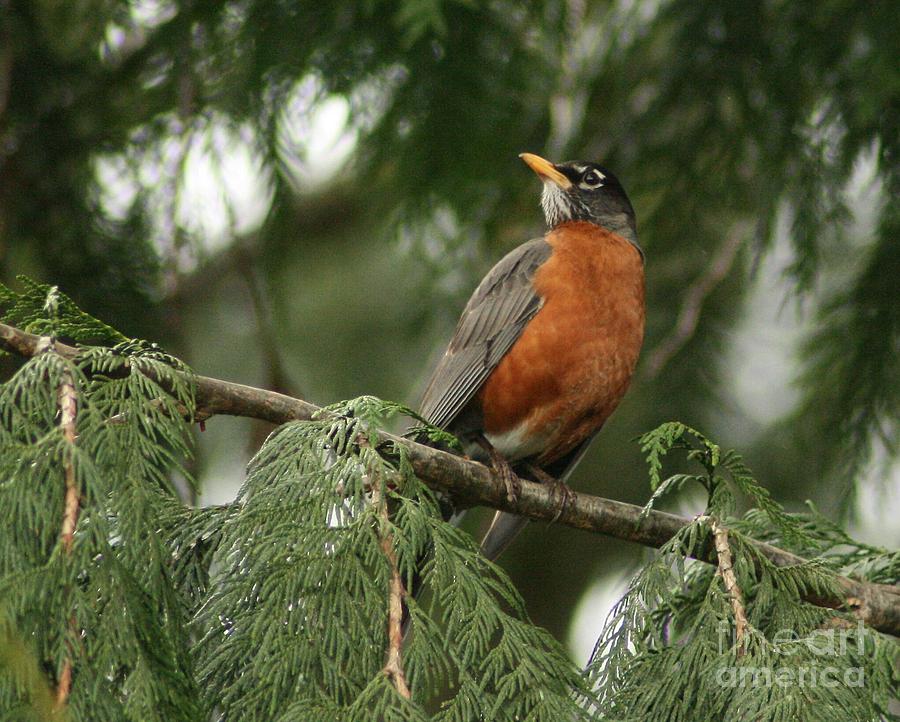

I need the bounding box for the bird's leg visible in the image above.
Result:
[524,463,573,523]
[473,435,521,504]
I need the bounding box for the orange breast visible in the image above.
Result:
[478,221,645,465]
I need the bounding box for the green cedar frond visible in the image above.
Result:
[0,300,896,721]
[322,394,463,451]
[638,422,814,548]
[640,473,705,518]
[0,277,127,345]
[637,422,720,491]
[587,426,898,721]
[588,511,896,721]
[195,398,595,719]
[716,448,813,549]
[0,321,200,721]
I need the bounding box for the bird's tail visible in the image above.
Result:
[478,437,596,562]
[479,511,529,561]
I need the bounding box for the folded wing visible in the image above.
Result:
[419,238,552,429]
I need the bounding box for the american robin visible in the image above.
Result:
[419,152,645,560]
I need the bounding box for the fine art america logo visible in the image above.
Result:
[713,620,868,689]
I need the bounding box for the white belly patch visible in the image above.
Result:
[484,423,546,462]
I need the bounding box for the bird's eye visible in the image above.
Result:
[580,170,604,189]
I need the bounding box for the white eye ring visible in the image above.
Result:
[579,169,605,189]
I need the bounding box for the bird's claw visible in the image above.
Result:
[497,463,521,504]
[473,434,521,504]
[487,452,520,503]
[525,463,572,523]
[548,480,574,523]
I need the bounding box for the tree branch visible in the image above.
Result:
[57,367,79,554]
[706,516,749,654]
[1,320,899,637]
[373,467,411,699]
[54,357,79,708]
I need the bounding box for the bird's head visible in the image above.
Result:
[520,152,638,249]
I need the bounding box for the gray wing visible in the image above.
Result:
[419,237,552,429]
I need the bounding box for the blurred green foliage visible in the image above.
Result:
[1,0,897,641]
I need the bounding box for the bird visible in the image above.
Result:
[418,152,645,560]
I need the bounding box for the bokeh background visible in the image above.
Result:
[2,0,898,661]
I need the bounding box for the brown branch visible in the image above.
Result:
[54,360,79,708]
[381,530,411,698]
[54,661,72,711]
[1,320,899,636]
[57,369,79,553]
[372,466,411,699]
[645,224,747,378]
[707,516,749,655]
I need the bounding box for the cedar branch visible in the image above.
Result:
[57,369,79,553]
[373,469,412,699]
[1,320,899,637]
[706,516,749,654]
[54,360,79,708]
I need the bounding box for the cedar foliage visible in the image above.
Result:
[592,424,898,720]
[0,284,200,720]
[3,0,899,648]
[0,284,896,720]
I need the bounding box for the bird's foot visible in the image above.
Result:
[525,464,574,523]
[474,435,520,503]
[492,454,521,504]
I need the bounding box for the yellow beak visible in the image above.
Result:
[519,153,572,189]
